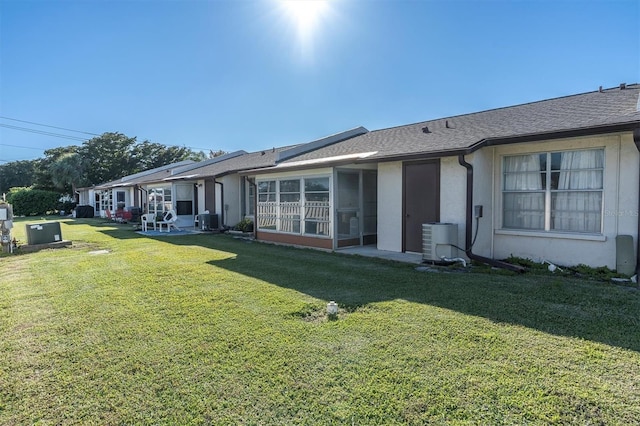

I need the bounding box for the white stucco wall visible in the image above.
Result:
[489,132,639,269]
[439,156,469,257]
[196,179,206,214]
[377,161,403,252]
[221,174,241,227]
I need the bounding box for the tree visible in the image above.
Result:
[7,132,211,192]
[78,132,138,185]
[209,149,227,158]
[33,146,80,192]
[132,141,201,171]
[0,160,37,194]
[49,152,87,194]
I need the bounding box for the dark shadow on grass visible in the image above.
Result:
[199,236,640,352]
[73,227,640,353]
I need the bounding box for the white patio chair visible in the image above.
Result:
[158,210,180,232]
[141,213,157,232]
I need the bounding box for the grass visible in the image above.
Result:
[1,217,640,424]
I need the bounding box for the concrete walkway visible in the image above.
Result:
[337,246,423,264]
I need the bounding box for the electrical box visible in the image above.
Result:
[474,205,483,218]
[26,222,62,245]
[0,208,7,221]
[616,235,635,276]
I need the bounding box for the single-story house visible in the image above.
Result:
[162,147,291,229]
[166,128,369,229]
[76,160,196,217]
[245,84,640,274]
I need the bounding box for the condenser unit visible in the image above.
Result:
[422,223,458,262]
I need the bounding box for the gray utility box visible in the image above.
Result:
[26,222,62,245]
[616,235,635,276]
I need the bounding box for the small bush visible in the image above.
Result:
[233,218,254,232]
[504,256,630,280]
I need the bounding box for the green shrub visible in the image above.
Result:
[233,218,254,232]
[504,256,629,280]
[58,200,77,213]
[7,187,61,216]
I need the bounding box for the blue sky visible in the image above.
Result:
[1,0,638,163]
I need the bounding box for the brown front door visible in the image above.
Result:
[403,160,440,252]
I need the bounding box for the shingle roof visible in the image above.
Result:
[94,160,196,189]
[166,145,300,180]
[278,84,640,165]
[166,127,370,180]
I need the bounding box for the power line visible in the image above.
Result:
[0,158,37,163]
[0,143,47,151]
[0,124,88,141]
[0,116,212,152]
[0,116,101,136]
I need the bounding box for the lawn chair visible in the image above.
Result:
[158,210,180,232]
[141,213,157,232]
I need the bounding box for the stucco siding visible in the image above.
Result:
[377,161,403,252]
[439,156,469,257]
[490,132,638,269]
[221,174,241,227]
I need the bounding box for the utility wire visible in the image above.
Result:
[0,115,101,136]
[0,116,212,152]
[0,124,88,141]
[0,143,48,151]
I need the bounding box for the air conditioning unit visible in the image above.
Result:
[422,223,458,262]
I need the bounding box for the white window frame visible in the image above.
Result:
[501,148,605,235]
[148,185,173,217]
[256,175,332,237]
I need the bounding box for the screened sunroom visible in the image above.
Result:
[252,167,377,250]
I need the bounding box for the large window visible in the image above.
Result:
[280,180,301,233]
[304,177,330,236]
[503,149,604,233]
[257,176,331,236]
[148,187,172,216]
[257,181,277,230]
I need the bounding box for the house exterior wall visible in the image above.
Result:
[377,158,469,256]
[220,174,241,228]
[77,189,92,207]
[485,132,638,269]
[439,156,469,257]
[196,179,206,214]
[377,161,403,252]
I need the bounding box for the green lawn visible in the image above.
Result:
[1,218,639,425]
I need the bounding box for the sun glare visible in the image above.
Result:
[278,0,331,59]
[281,0,328,33]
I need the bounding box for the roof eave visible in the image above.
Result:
[360,121,640,163]
[467,121,640,154]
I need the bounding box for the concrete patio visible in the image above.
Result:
[337,245,423,264]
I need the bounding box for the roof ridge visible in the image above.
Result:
[276,126,369,162]
[365,83,640,135]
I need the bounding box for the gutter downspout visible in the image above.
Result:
[246,177,258,240]
[214,177,224,228]
[458,154,525,273]
[633,129,640,278]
